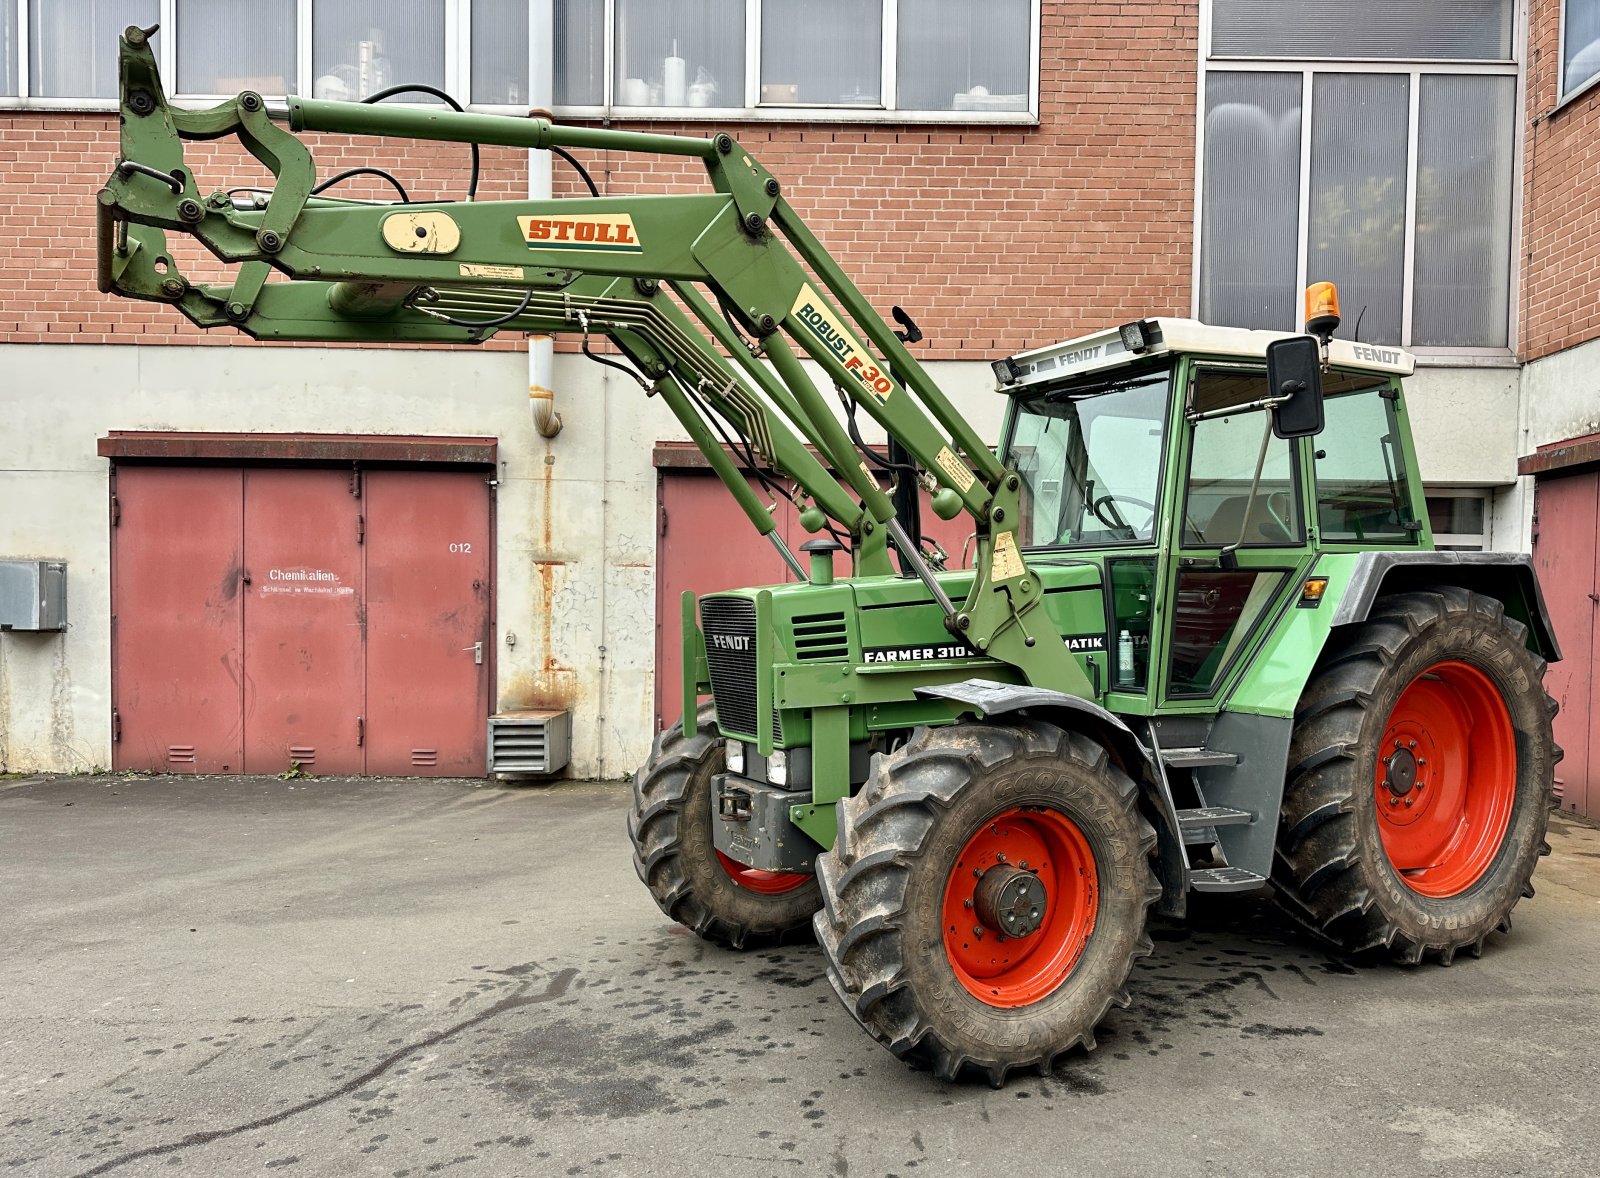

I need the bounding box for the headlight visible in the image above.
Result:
[724,739,744,775]
[767,748,788,786]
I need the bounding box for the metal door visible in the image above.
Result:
[362,469,492,775]
[655,470,793,731]
[242,468,364,775]
[111,467,245,773]
[653,466,989,732]
[1533,472,1599,818]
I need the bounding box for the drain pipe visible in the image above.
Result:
[528,0,562,438]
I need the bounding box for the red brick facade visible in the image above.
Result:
[0,3,1200,361]
[1522,0,1600,361]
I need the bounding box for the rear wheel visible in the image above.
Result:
[814,719,1159,1085]
[1274,588,1557,963]
[629,706,820,948]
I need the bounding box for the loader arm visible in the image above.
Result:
[96,24,1092,698]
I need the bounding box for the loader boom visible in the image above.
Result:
[96,24,1090,699]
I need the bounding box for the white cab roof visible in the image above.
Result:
[1000,318,1415,391]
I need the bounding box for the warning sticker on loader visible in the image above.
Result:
[934,446,975,493]
[992,531,1025,581]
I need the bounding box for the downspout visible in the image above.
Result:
[528,0,561,438]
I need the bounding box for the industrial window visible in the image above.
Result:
[0,0,1038,124]
[1563,0,1600,102]
[1197,1,1519,356]
[1425,490,1491,550]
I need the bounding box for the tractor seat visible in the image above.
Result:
[1198,493,1291,545]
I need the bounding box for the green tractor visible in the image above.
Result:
[98,27,1560,1086]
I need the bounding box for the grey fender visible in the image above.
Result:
[1330,552,1561,661]
[916,679,1188,918]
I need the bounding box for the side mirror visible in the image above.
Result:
[1266,335,1325,439]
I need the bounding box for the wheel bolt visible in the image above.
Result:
[1408,740,1417,750]
[963,898,973,909]
[1388,796,1400,806]
[1018,860,1029,870]
[996,852,1007,863]
[1404,797,1415,807]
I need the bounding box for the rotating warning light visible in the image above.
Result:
[1305,282,1341,341]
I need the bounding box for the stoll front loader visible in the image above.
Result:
[97,27,1560,1085]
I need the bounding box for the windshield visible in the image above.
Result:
[1005,367,1172,548]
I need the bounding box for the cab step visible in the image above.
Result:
[1190,866,1268,893]
[1175,805,1254,847]
[1160,746,1239,769]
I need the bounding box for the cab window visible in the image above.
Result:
[1182,368,1303,547]
[1315,382,1419,543]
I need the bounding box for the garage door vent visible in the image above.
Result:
[488,709,571,776]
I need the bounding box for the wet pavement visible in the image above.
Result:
[3,771,1598,1177]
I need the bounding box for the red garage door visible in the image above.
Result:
[112,464,491,776]
[653,452,975,731]
[1532,470,1599,818]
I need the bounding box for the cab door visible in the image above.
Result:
[1156,364,1313,706]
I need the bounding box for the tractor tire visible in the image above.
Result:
[628,705,821,949]
[1274,587,1558,964]
[814,719,1159,1086]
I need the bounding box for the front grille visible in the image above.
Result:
[790,611,849,661]
[701,596,760,738]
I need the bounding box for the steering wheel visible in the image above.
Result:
[1090,493,1157,537]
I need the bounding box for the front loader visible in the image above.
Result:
[96,27,1562,1085]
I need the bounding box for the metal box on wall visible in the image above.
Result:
[488,709,571,775]
[0,561,67,631]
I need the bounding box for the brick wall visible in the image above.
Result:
[1522,0,1600,361]
[0,2,1199,361]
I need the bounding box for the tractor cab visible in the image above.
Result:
[994,314,1423,714]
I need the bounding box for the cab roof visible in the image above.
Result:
[996,317,1415,392]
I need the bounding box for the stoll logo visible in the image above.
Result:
[710,634,752,652]
[517,213,643,253]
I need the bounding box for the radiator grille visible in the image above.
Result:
[790,611,849,661]
[701,596,761,738]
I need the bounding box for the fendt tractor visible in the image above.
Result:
[97,28,1561,1084]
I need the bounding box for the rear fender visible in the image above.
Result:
[1330,552,1561,661]
[916,679,1188,918]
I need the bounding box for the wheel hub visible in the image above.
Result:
[1382,746,1420,796]
[973,864,1047,939]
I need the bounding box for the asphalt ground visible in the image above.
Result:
[2,772,1598,1178]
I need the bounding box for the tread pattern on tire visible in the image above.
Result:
[1272,587,1558,966]
[814,718,1159,1086]
[629,706,819,950]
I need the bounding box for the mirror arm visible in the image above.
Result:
[1218,416,1278,571]
[1184,391,1292,425]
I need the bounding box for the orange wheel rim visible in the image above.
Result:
[941,807,1098,1008]
[1374,660,1516,898]
[715,850,811,895]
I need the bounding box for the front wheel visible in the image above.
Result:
[814,720,1159,1085]
[628,706,821,949]
[1274,588,1557,964]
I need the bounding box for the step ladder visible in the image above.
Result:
[1154,738,1269,894]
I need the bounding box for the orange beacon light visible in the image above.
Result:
[1305,281,1341,341]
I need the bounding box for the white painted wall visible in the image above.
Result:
[0,342,1529,776]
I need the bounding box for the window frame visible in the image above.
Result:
[1190,0,1527,361]
[0,0,1040,124]
[1558,0,1600,109]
